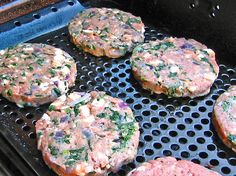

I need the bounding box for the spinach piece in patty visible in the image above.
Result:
[7,89,13,96]
[200,57,216,74]
[97,107,136,150]
[63,147,87,166]
[221,96,236,112]
[127,18,141,24]
[48,145,59,156]
[48,105,56,111]
[228,134,236,144]
[151,42,174,51]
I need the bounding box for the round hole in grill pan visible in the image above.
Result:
[0,21,235,176]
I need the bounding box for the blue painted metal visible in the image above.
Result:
[0,0,84,49]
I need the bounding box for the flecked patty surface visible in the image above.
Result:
[130,37,219,98]
[128,157,221,176]
[213,85,236,152]
[36,91,140,176]
[68,8,145,58]
[0,43,77,107]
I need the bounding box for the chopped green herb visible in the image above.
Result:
[97,112,107,118]
[152,45,161,50]
[200,57,216,74]
[140,76,146,81]
[118,122,136,148]
[168,72,177,78]
[63,134,70,144]
[0,75,11,80]
[155,63,166,71]
[134,57,141,61]
[97,107,121,121]
[27,65,34,71]
[87,44,96,50]
[87,11,96,18]
[97,107,136,149]
[97,93,105,101]
[115,13,124,21]
[85,152,88,161]
[65,64,71,68]
[100,35,108,40]
[130,61,137,67]
[154,72,160,78]
[65,108,71,114]
[52,119,59,125]
[7,89,13,96]
[64,160,76,167]
[228,134,236,143]
[35,94,42,97]
[69,148,85,160]
[21,72,26,77]
[167,81,181,97]
[133,46,144,53]
[127,18,141,25]
[37,131,43,137]
[10,83,16,86]
[48,105,56,111]
[36,58,44,66]
[151,42,174,51]
[222,101,231,112]
[221,96,236,112]
[49,69,56,77]
[101,27,109,33]
[23,56,32,61]
[73,101,86,116]
[48,145,59,156]
[35,79,42,86]
[64,147,86,166]
[62,150,70,156]
[11,63,17,66]
[201,49,209,56]
[110,109,120,121]
[4,53,11,59]
[31,53,38,58]
[52,88,61,97]
[74,105,80,116]
[162,42,174,48]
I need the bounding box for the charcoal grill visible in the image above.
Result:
[0,0,236,176]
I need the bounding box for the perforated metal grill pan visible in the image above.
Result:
[0,1,236,176]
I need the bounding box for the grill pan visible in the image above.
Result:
[0,0,236,176]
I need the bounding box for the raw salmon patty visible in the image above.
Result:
[128,157,221,176]
[130,37,219,98]
[213,85,236,152]
[68,8,145,58]
[36,91,140,176]
[0,43,76,107]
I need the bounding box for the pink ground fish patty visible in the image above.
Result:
[68,8,145,58]
[0,43,76,107]
[130,37,219,98]
[213,85,236,152]
[128,157,221,176]
[36,91,140,176]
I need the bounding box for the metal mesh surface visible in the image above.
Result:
[0,1,236,176]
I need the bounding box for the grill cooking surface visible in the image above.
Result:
[0,1,236,176]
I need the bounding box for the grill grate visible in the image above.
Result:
[0,1,236,176]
